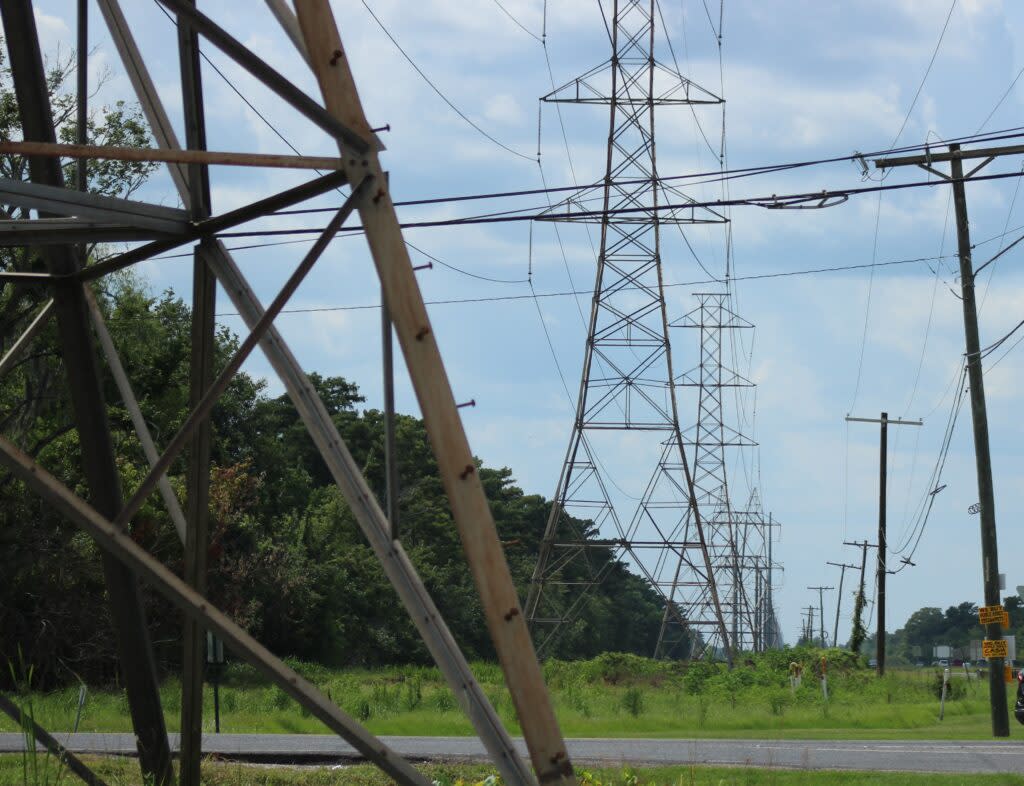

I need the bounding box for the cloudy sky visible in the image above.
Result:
[26,0,1024,649]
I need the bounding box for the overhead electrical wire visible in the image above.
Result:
[213,166,1024,237]
[892,364,967,562]
[195,251,954,321]
[489,0,544,43]
[267,126,1024,217]
[975,66,1024,135]
[405,240,528,284]
[887,0,958,152]
[847,0,956,546]
[359,0,536,162]
[847,190,883,413]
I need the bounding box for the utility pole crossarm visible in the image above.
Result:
[845,416,922,426]
[874,143,1024,171]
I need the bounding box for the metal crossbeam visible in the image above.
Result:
[0,139,348,170]
[0,299,53,379]
[0,177,188,233]
[79,169,349,281]
[0,219,181,245]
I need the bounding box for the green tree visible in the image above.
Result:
[902,607,946,659]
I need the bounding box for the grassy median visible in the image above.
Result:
[1,650,1017,741]
[2,757,1023,786]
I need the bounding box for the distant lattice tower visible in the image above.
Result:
[653,292,762,657]
[524,0,735,660]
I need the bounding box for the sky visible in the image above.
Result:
[25,0,1024,650]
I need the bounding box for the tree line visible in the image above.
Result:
[860,598,1024,664]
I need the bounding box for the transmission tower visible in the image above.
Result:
[654,293,763,656]
[524,0,734,660]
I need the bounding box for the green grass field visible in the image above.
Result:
[1,651,1018,741]
[1,757,1023,786]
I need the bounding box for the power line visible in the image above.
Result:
[887,0,957,151]
[195,251,951,320]
[976,317,1024,360]
[489,0,543,43]
[405,240,528,284]
[213,166,1024,236]
[848,190,884,412]
[359,0,536,162]
[976,66,1024,135]
[267,126,1024,217]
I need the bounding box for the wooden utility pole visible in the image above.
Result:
[846,413,921,675]
[807,586,833,647]
[843,540,876,652]
[875,141,1013,738]
[826,562,858,649]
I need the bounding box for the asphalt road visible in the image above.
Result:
[4,733,1024,774]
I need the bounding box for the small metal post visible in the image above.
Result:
[939,667,950,720]
[207,631,225,733]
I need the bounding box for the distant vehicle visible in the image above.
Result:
[1015,670,1024,725]
[933,659,950,667]
[953,659,964,666]
[868,658,878,668]
[915,661,924,668]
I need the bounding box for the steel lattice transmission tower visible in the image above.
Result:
[524,0,736,660]
[656,293,760,656]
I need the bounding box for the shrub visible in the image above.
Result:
[682,660,719,694]
[402,677,423,710]
[434,689,456,712]
[931,670,966,700]
[767,688,789,716]
[588,652,660,685]
[621,687,645,717]
[357,699,371,721]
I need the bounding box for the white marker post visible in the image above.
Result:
[939,667,950,720]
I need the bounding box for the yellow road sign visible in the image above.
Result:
[983,639,1009,659]
[979,605,1005,625]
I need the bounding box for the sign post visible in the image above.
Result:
[206,632,225,733]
